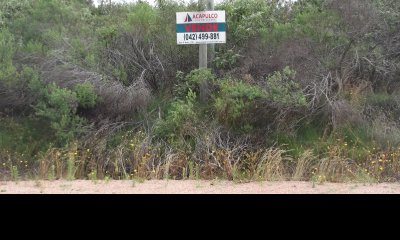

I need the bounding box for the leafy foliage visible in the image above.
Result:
[1,0,400,181]
[265,67,306,106]
[219,0,275,44]
[34,83,87,145]
[74,82,98,109]
[155,89,198,141]
[0,28,16,85]
[214,78,266,129]
[175,68,215,98]
[213,48,241,69]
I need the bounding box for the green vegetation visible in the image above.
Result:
[214,78,266,130]
[1,0,400,183]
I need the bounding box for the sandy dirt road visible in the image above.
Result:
[1,180,400,194]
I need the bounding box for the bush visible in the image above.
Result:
[155,89,198,141]
[213,48,241,70]
[366,93,400,110]
[214,67,306,131]
[74,82,98,109]
[364,93,400,125]
[0,62,41,112]
[0,28,16,85]
[126,2,157,37]
[175,68,215,98]
[265,66,306,107]
[34,83,87,145]
[214,78,266,129]
[219,0,275,44]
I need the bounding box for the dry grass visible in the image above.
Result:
[4,124,400,183]
[96,80,151,119]
[317,157,355,182]
[292,150,316,181]
[257,148,290,181]
[38,148,64,179]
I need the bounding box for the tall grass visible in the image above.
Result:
[2,119,400,183]
[292,150,316,181]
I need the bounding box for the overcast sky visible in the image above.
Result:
[93,0,297,7]
[93,0,226,7]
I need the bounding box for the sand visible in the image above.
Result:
[1,180,400,194]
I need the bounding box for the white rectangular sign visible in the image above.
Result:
[176,11,226,45]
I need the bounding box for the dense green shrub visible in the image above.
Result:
[155,89,198,140]
[126,2,158,37]
[74,82,98,109]
[214,78,266,129]
[213,67,306,130]
[265,67,306,107]
[175,68,215,98]
[0,37,41,111]
[213,48,241,70]
[0,28,16,85]
[34,83,87,145]
[219,0,275,44]
[0,117,53,158]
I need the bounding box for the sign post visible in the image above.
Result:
[199,0,207,69]
[207,0,215,66]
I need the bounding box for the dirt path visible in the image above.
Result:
[1,180,400,194]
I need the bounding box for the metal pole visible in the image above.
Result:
[207,0,215,67]
[199,46,208,68]
[198,0,207,69]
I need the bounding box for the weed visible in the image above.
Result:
[256,148,289,181]
[310,174,326,187]
[66,157,76,181]
[353,168,377,185]
[10,165,19,182]
[188,161,195,180]
[317,157,349,182]
[88,169,97,184]
[164,160,170,180]
[195,163,200,180]
[132,176,145,185]
[104,175,111,183]
[48,164,55,181]
[292,150,316,181]
[182,166,187,180]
